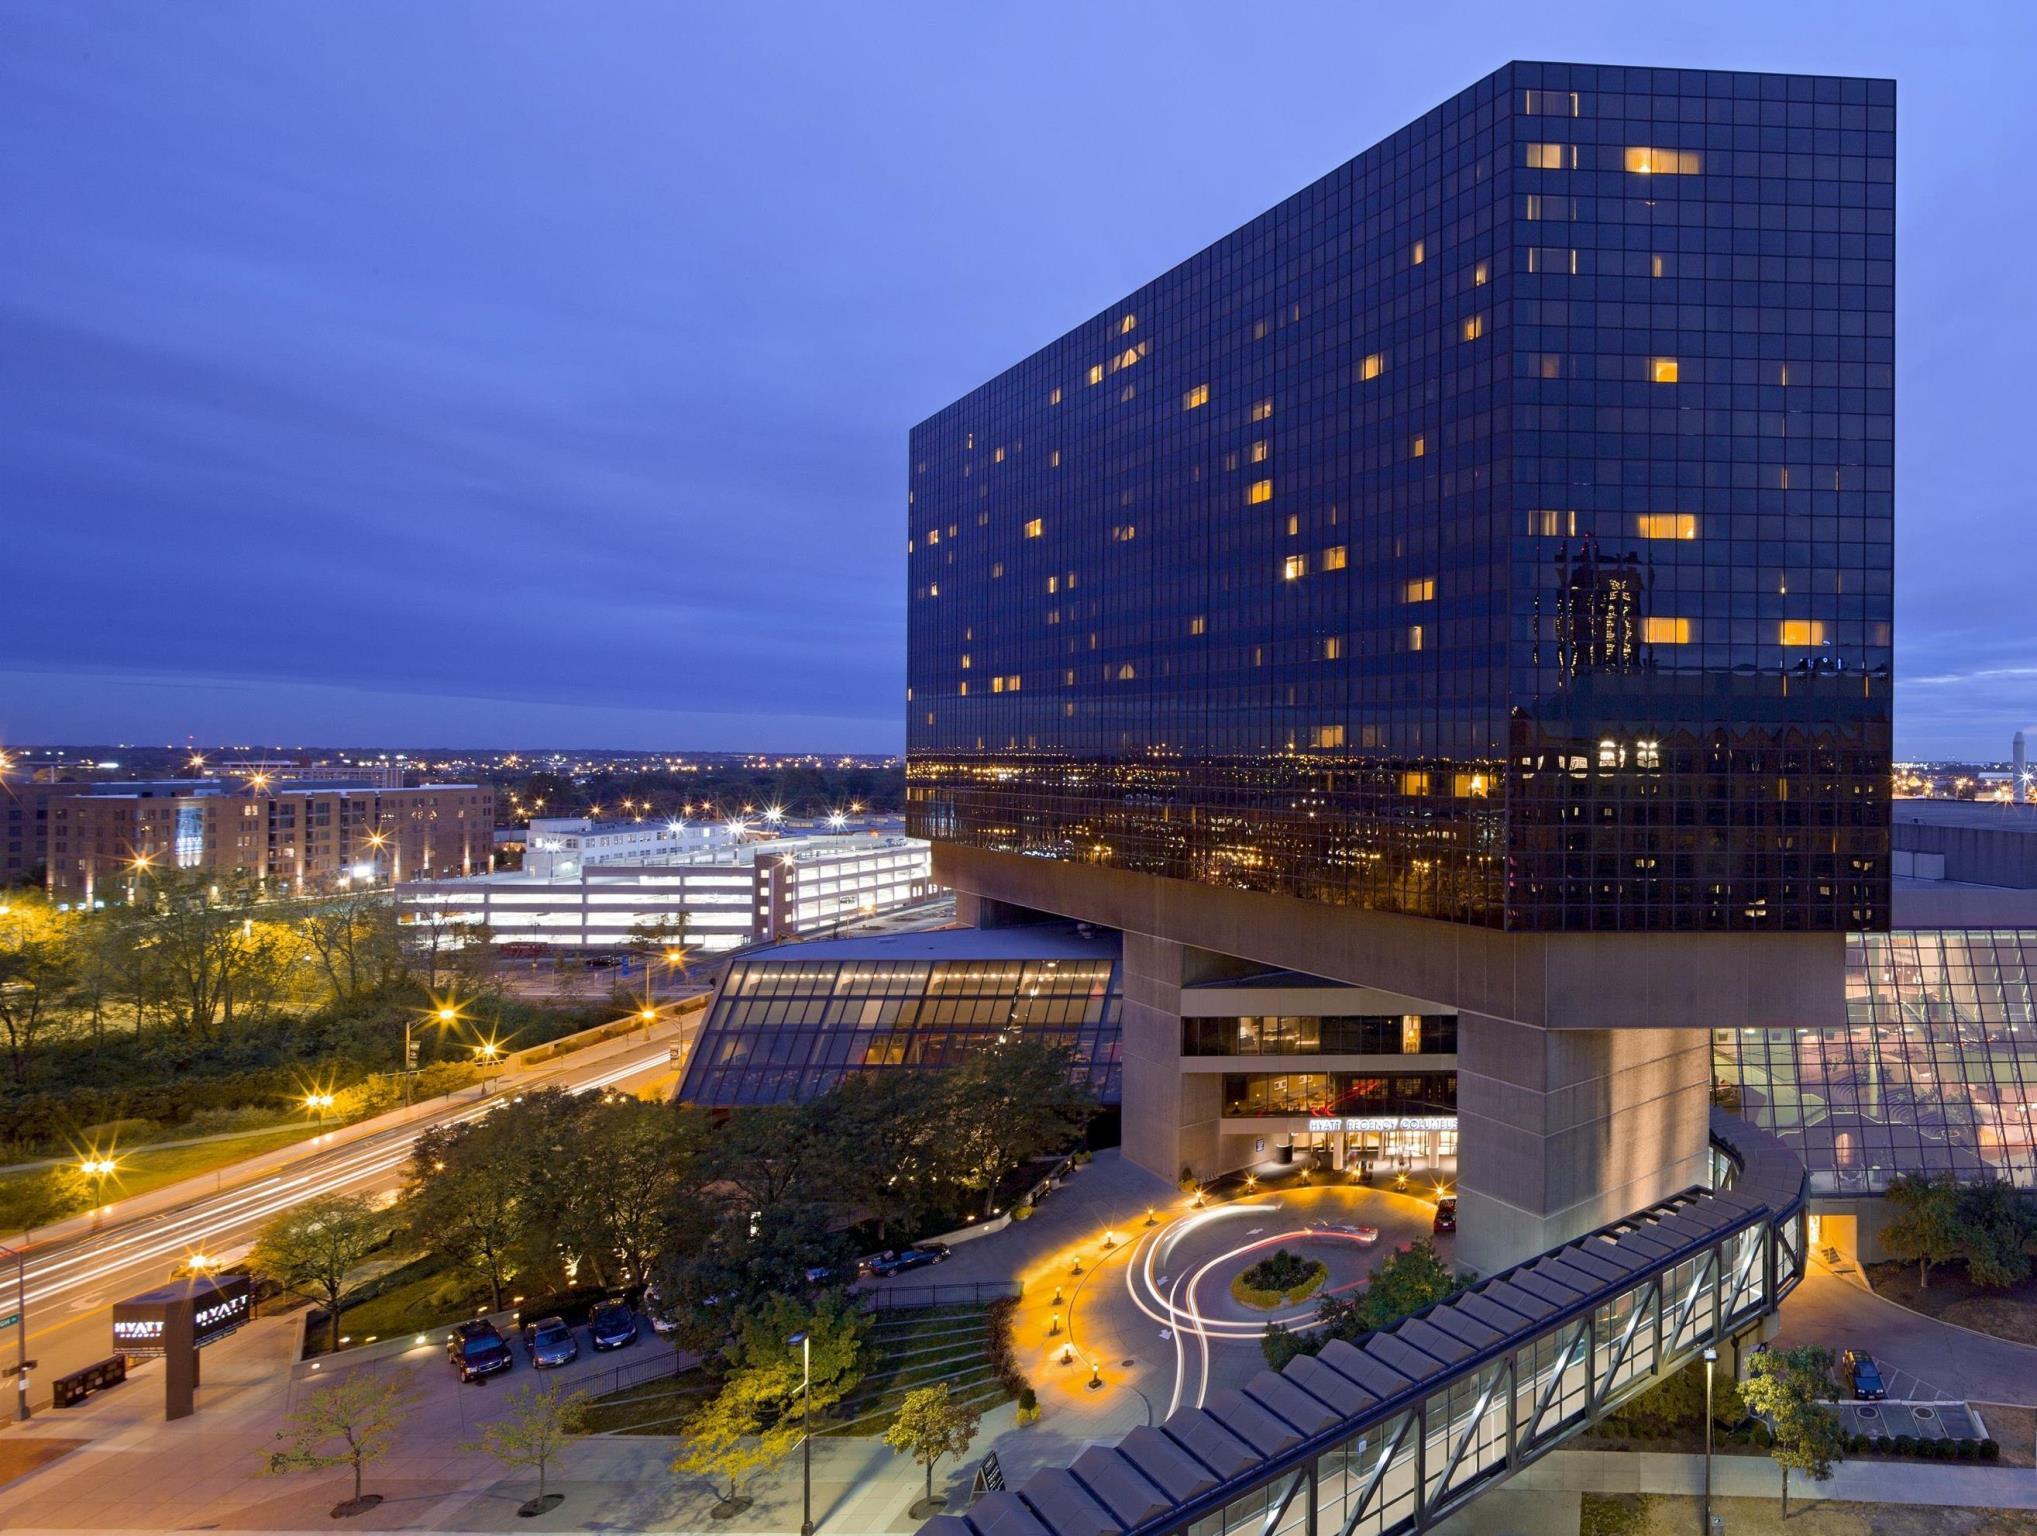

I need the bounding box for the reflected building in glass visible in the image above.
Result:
[906,61,1894,1275]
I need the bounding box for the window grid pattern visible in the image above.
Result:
[1715,930,2037,1191]
[1184,1014,1459,1056]
[906,61,1892,934]
[679,956,1121,1106]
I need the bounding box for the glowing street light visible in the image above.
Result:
[763,805,785,825]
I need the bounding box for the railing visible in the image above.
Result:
[858,1281,1023,1312]
[924,1110,1806,1536]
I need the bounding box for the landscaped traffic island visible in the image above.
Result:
[1230,1249,1328,1309]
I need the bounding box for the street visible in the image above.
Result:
[3,1003,702,1413]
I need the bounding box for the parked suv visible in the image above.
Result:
[1432,1196,1458,1234]
[448,1320,514,1382]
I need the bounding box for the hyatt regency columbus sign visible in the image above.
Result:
[110,1273,252,1420]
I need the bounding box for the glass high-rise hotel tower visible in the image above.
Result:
[907,62,1892,1274]
[908,62,1892,935]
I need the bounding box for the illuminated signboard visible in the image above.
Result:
[1302,1115,1457,1135]
[111,1274,253,1359]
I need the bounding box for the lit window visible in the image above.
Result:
[1311,724,1345,750]
[1248,479,1273,505]
[1452,772,1489,799]
[1282,554,1308,581]
[927,583,937,596]
[1625,146,1701,175]
[1530,510,1575,536]
[1636,513,1698,540]
[1250,439,1269,463]
[1118,346,1141,369]
[925,528,938,545]
[957,680,967,696]
[1650,254,1664,279]
[992,446,1005,463]
[1527,247,1577,274]
[1598,738,1620,769]
[1473,260,1488,287]
[1636,740,1661,769]
[1407,625,1424,651]
[1404,577,1434,603]
[1116,663,1135,680]
[1523,89,1579,116]
[1049,450,1061,468]
[1400,770,1429,795]
[1285,514,1299,535]
[1411,239,1426,265]
[1411,434,1427,458]
[1650,357,1679,383]
[958,653,970,670]
[1462,315,1484,342]
[1779,620,1827,647]
[1251,397,1273,422]
[1049,386,1062,405]
[1182,384,1209,411]
[1023,518,1043,538]
[1046,575,1058,593]
[1189,615,1206,636]
[990,562,1003,578]
[1087,363,1103,386]
[1532,353,1563,379]
[1524,142,1575,170]
[1322,636,1344,660]
[1361,352,1385,380]
[1119,314,1136,333]
[1322,545,1347,571]
[1643,617,1691,644]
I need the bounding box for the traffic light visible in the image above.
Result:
[405,1039,420,1070]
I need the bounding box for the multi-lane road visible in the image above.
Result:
[2,1007,698,1412]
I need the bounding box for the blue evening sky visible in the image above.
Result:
[1,3,2030,755]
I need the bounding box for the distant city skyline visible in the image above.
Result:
[5,4,2035,757]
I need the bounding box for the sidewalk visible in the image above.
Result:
[1,1005,695,1253]
[1514,1447,2037,1508]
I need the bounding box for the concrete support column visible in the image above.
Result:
[1454,1013,1712,1277]
[1118,934,1195,1184]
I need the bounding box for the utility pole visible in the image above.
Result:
[4,1242,28,1421]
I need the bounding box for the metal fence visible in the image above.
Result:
[858,1281,1023,1312]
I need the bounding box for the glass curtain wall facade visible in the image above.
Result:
[1717,930,2037,1192]
[907,62,1892,933]
[679,953,1122,1107]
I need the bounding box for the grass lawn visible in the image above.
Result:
[578,1368,714,1434]
[1584,1493,2037,1536]
[1978,1402,2037,1468]
[306,1253,489,1357]
[0,1122,332,1232]
[1866,1261,2037,1346]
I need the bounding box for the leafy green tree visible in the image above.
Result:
[266,1369,416,1514]
[1740,1345,1846,1518]
[820,1072,946,1241]
[407,1118,530,1311]
[673,1382,796,1509]
[1956,1179,2037,1289]
[943,1037,1096,1216]
[1880,1171,1964,1290]
[0,894,73,1083]
[705,1102,832,1212]
[297,891,406,1007]
[554,1098,709,1289]
[659,1199,849,1349]
[727,1291,869,1423]
[461,1384,587,1511]
[1354,1239,1461,1331]
[251,1193,385,1353]
[884,1382,981,1513]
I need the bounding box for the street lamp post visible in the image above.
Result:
[1702,1346,1718,1536]
[3,1242,26,1421]
[789,1331,814,1536]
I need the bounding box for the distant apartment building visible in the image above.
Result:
[41,780,494,904]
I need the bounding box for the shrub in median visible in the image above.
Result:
[1981,1438,2002,1462]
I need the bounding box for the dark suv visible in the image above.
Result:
[1842,1348,1886,1400]
[448,1320,514,1382]
[1432,1197,1458,1234]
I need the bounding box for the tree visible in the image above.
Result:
[556,1098,709,1289]
[461,1384,587,1514]
[1740,1345,1846,1518]
[407,1119,529,1312]
[819,1072,946,1242]
[883,1381,981,1514]
[251,1193,385,1354]
[0,895,74,1083]
[1880,1171,1964,1290]
[673,1382,796,1512]
[659,1200,848,1350]
[298,891,405,1007]
[1956,1179,2037,1289]
[266,1369,416,1516]
[943,1038,1096,1216]
[1354,1239,1461,1331]
[705,1103,832,1213]
[726,1291,870,1424]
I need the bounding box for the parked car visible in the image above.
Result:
[640,1286,680,1336]
[589,1301,639,1352]
[861,1243,951,1278]
[522,1315,580,1368]
[447,1320,515,1382]
[1842,1348,1886,1400]
[1432,1196,1458,1234]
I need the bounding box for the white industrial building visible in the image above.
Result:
[398,821,936,953]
